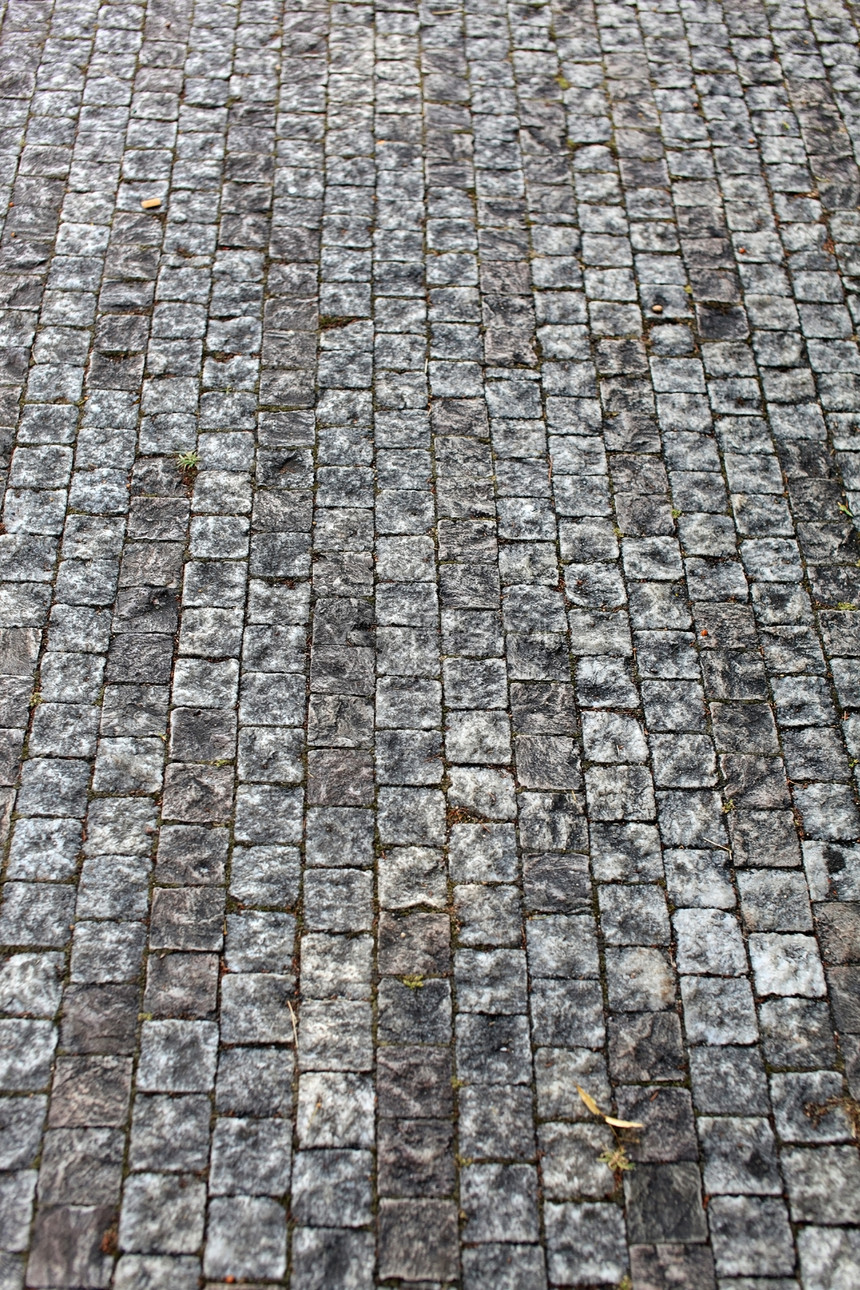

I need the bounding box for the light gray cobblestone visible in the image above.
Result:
[0,0,857,1285]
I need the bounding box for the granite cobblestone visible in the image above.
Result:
[0,0,857,1284]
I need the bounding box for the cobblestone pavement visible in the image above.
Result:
[2,0,860,1285]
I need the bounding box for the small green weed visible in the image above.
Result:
[599,1145,634,1173]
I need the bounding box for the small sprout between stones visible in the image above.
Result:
[839,503,853,517]
[722,798,735,813]
[556,74,570,90]
[671,507,681,518]
[837,602,858,612]
[600,1146,634,1173]
[177,450,199,471]
[580,1085,643,1185]
[402,974,424,990]
[617,1277,633,1290]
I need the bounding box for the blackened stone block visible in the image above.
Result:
[759,997,837,1069]
[378,1119,454,1197]
[144,953,219,1019]
[378,1198,458,1282]
[377,1047,452,1119]
[155,825,228,885]
[307,694,374,748]
[607,1012,688,1084]
[629,1243,716,1290]
[378,912,450,976]
[38,1127,124,1205]
[728,809,801,869]
[107,632,174,684]
[624,1163,708,1243]
[461,1162,540,1243]
[510,681,578,734]
[617,1088,697,1163]
[827,965,860,1033]
[169,707,236,761]
[48,1057,132,1128]
[60,985,139,1055]
[462,1242,547,1290]
[290,1149,372,1227]
[690,1045,769,1115]
[518,792,588,853]
[150,888,224,951]
[456,1014,532,1085]
[459,1084,535,1161]
[515,735,581,789]
[307,749,374,805]
[27,1204,115,1289]
[161,763,234,823]
[377,979,451,1044]
[291,1228,374,1290]
[530,978,605,1047]
[523,852,591,913]
[431,397,489,437]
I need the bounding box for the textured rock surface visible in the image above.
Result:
[0,0,858,1284]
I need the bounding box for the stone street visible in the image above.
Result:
[0,0,858,1284]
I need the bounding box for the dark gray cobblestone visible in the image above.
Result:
[0,0,858,1284]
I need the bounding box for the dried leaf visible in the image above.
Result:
[286,1000,299,1048]
[576,1084,603,1117]
[605,1115,644,1129]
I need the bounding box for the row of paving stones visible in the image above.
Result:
[0,0,858,1285]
